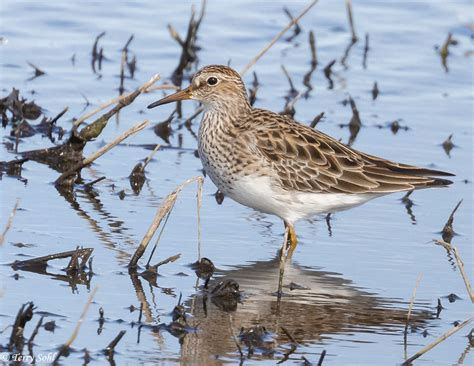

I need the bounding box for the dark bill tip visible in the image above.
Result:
[147,87,192,109]
[147,100,166,109]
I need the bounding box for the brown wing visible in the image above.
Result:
[247,109,453,194]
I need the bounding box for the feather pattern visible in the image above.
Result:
[238,109,453,194]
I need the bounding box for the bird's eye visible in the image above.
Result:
[207,77,218,86]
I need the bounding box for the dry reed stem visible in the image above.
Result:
[434,239,474,303]
[403,317,474,365]
[404,273,423,360]
[54,287,98,364]
[0,199,20,246]
[56,120,149,185]
[143,143,161,168]
[405,273,423,332]
[196,177,203,260]
[144,84,180,93]
[240,0,319,76]
[145,211,173,268]
[27,316,44,349]
[129,176,204,269]
[74,73,160,127]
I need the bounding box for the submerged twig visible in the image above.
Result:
[340,0,358,69]
[119,49,127,96]
[442,134,455,157]
[91,32,106,74]
[104,330,126,357]
[278,326,298,364]
[281,65,298,100]
[91,32,105,74]
[362,33,369,69]
[248,72,259,106]
[372,81,379,100]
[27,315,44,352]
[303,31,318,97]
[122,34,134,52]
[83,176,106,189]
[401,190,416,224]
[309,30,317,67]
[8,302,35,354]
[347,96,361,146]
[317,349,327,366]
[283,7,302,42]
[310,112,325,128]
[323,59,336,89]
[440,33,453,73]
[27,62,46,79]
[345,0,358,42]
[441,199,462,243]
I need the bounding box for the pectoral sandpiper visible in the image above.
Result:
[148,65,453,259]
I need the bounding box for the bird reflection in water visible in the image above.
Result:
[178,255,432,364]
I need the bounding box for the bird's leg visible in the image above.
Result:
[286,223,298,258]
[277,222,299,302]
[277,224,290,301]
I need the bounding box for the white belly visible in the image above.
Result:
[224,175,382,224]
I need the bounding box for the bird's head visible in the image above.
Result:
[147,65,250,111]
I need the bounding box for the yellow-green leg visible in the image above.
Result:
[277,221,298,302]
[286,223,298,258]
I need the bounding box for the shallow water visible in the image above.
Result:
[1,1,473,365]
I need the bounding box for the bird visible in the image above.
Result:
[148,65,453,257]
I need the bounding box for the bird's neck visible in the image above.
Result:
[201,99,252,130]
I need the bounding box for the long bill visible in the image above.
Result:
[147,86,193,109]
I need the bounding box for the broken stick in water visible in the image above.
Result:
[104,330,126,358]
[55,120,149,188]
[12,247,94,272]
